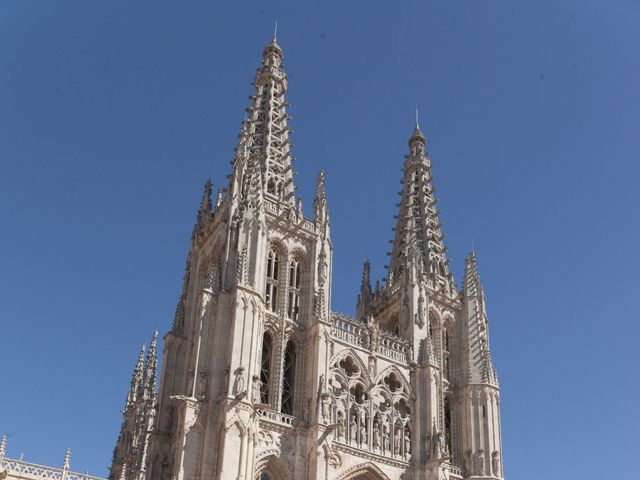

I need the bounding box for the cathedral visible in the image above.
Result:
[105,36,505,480]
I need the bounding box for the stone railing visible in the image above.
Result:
[377,330,411,363]
[448,465,463,478]
[263,199,315,234]
[331,313,367,348]
[331,313,411,364]
[0,458,105,480]
[255,407,295,427]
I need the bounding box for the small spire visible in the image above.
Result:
[273,20,278,42]
[415,106,419,128]
[144,330,159,399]
[127,344,146,407]
[193,180,213,240]
[62,448,71,473]
[0,434,6,462]
[313,170,329,225]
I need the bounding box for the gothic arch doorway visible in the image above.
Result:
[337,462,392,480]
[254,454,293,480]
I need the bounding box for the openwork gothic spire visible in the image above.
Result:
[463,251,498,385]
[233,37,297,206]
[387,121,452,288]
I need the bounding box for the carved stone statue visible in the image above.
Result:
[372,421,380,449]
[336,411,345,439]
[350,415,357,442]
[435,431,446,458]
[394,428,401,454]
[464,450,472,476]
[404,431,411,458]
[383,424,390,453]
[234,367,245,396]
[424,433,432,461]
[360,419,367,447]
[321,393,331,423]
[251,375,260,403]
[491,450,500,476]
[476,449,485,476]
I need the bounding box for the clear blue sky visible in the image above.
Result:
[1,0,638,477]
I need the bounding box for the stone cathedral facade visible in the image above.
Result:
[108,37,505,480]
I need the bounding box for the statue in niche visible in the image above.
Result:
[383,424,390,453]
[372,421,380,450]
[424,433,432,461]
[464,450,472,476]
[435,431,446,458]
[350,415,357,442]
[251,375,260,403]
[404,431,411,458]
[359,417,367,447]
[321,392,331,423]
[476,449,485,476]
[234,366,245,396]
[394,428,401,454]
[491,450,500,476]
[336,411,345,439]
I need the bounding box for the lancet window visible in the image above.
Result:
[286,258,301,322]
[443,326,451,381]
[281,341,296,415]
[260,332,273,404]
[265,250,279,312]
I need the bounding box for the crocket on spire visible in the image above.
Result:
[387,117,452,291]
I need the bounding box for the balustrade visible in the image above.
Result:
[0,459,105,480]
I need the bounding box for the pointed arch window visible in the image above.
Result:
[281,341,296,415]
[260,332,273,404]
[265,250,279,312]
[287,258,301,322]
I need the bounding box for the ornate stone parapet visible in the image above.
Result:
[0,458,105,480]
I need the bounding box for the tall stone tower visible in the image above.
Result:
[110,37,505,480]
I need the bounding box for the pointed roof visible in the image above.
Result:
[192,180,213,241]
[462,251,498,386]
[387,121,452,289]
[126,344,145,408]
[229,37,297,207]
[143,330,158,401]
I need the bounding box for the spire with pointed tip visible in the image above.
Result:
[126,345,145,408]
[462,251,498,385]
[356,258,373,320]
[228,35,297,209]
[387,119,452,290]
[313,170,329,226]
[144,330,158,402]
[0,434,6,463]
[62,448,71,479]
[193,180,213,241]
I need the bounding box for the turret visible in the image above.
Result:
[356,259,372,320]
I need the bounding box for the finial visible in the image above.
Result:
[273,20,278,42]
[415,106,419,128]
